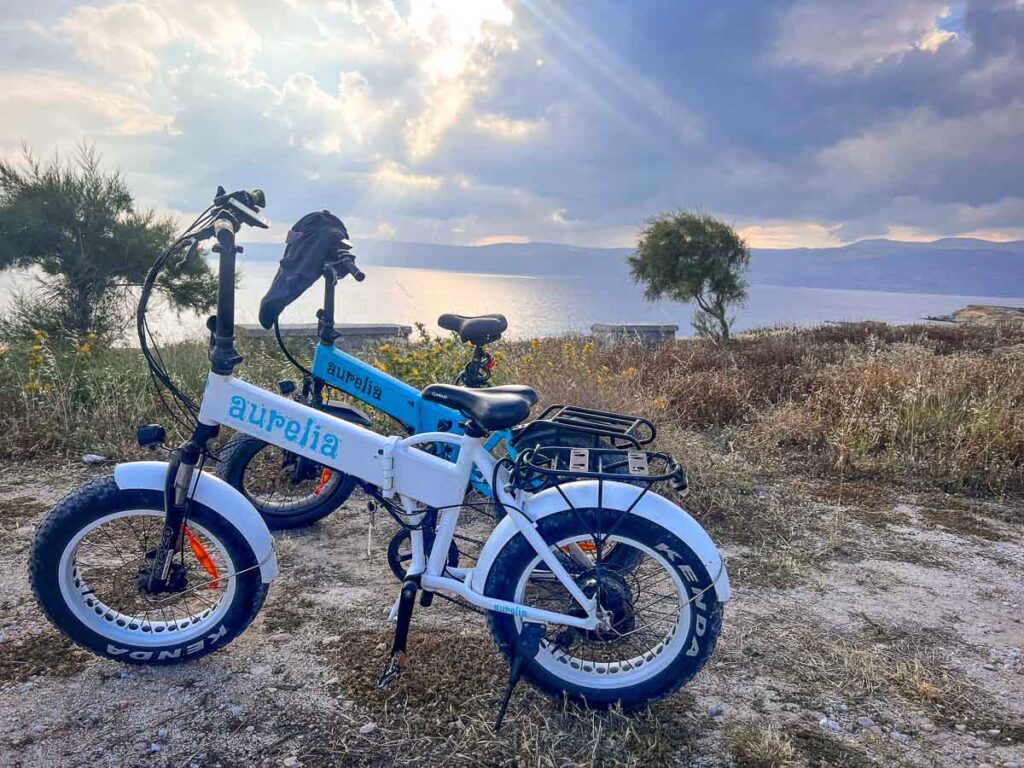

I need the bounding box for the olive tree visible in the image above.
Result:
[0,145,216,340]
[629,210,750,342]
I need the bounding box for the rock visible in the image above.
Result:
[987,729,1000,736]
[920,722,935,732]
[890,731,910,744]
[955,724,968,733]
[157,727,168,739]
[229,705,245,719]
[82,454,107,464]
[870,726,883,736]
[282,758,300,767]
[983,663,997,671]
[320,635,342,645]
[819,718,843,734]
[150,743,161,753]
[707,704,725,718]
[17,682,34,694]
[325,677,340,686]
[856,716,876,729]
[1003,762,1020,768]
[359,722,378,735]
[30,724,44,735]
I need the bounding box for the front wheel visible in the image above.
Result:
[30,476,268,664]
[216,435,356,530]
[485,508,722,709]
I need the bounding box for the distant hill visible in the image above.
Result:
[239,237,1024,298]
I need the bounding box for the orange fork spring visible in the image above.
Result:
[313,468,332,496]
[183,526,220,589]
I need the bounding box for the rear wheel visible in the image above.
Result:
[30,476,268,664]
[216,435,355,529]
[485,508,722,709]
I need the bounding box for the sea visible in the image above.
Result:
[3,260,1024,342]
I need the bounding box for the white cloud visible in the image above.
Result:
[370,161,443,192]
[773,0,955,70]
[475,113,544,140]
[816,103,1024,191]
[739,222,842,249]
[0,73,172,158]
[54,1,263,91]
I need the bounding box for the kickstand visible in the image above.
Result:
[493,622,545,732]
[377,579,417,691]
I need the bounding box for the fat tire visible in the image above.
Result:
[30,475,268,665]
[484,508,723,710]
[216,435,356,530]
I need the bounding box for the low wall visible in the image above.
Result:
[236,323,412,352]
[590,323,678,345]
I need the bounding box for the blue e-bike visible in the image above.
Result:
[216,249,656,532]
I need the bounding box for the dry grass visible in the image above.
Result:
[786,618,1024,742]
[727,724,800,768]
[312,628,700,767]
[4,320,1022,494]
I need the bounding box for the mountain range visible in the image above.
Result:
[240,237,1024,298]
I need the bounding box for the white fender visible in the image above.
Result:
[471,480,730,602]
[113,461,278,583]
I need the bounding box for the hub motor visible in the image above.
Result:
[554,567,636,648]
[136,550,189,595]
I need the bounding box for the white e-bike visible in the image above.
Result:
[30,188,730,716]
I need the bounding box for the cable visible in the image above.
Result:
[137,205,217,429]
[273,318,314,379]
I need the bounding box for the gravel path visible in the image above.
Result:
[0,463,1021,767]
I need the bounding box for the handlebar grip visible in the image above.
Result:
[338,255,365,282]
[347,262,366,282]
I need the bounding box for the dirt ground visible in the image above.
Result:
[0,460,1022,767]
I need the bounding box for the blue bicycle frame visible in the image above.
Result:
[309,341,511,493]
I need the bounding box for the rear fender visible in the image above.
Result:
[471,480,730,602]
[113,461,278,583]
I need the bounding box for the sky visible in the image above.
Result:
[1,0,1022,249]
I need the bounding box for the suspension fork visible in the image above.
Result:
[146,424,219,590]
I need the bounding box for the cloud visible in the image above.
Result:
[773,0,956,71]
[1,0,1022,250]
[0,73,172,157]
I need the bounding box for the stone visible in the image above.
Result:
[955,724,968,733]
[158,727,168,739]
[150,744,161,753]
[30,724,44,735]
[359,723,377,736]
[890,731,910,744]
[229,705,245,718]
[282,758,300,767]
[708,704,725,718]
[856,716,876,729]
[819,718,843,734]
[983,664,998,671]
[82,454,107,464]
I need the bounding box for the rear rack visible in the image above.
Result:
[514,404,655,450]
[511,446,687,495]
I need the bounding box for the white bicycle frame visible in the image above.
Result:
[199,373,601,629]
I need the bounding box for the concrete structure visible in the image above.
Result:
[590,323,678,345]
[236,323,412,351]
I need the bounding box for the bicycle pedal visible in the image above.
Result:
[377,651,407,691]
